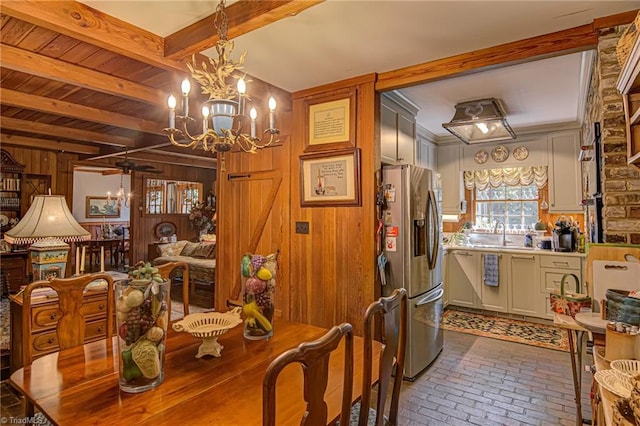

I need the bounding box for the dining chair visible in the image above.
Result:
[155,261,190,317]
[355,288,407,426]
[263,323,354,426]
[21,272,115,417]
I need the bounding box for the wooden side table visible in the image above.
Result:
[0,251,29,293]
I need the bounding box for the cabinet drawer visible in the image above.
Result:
[32,298,108,331]
[540,269,582,293]
[31,319,108,356]
[539,256,581,270]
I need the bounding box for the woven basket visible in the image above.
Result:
[613,399,636,426]
[612,360,640,379]
[617,11,640,67]
[606,289,640,326]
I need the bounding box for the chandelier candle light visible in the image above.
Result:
[164,0,279,169]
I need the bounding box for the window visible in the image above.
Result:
[144,178,203,214]
[475,183,538,231]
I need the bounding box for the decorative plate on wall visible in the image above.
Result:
[513,146,529,161]
[474,150,489,164]
[491,146,509,163]
[154,221,176,239]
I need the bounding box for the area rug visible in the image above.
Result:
[1,298,9,350]
[442,309,569,352]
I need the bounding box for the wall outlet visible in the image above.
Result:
[295,221,309,234]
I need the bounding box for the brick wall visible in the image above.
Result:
[593,26,640,244]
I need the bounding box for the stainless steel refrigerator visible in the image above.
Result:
[382,164,443,380]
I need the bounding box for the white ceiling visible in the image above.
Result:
[82,0,640,140]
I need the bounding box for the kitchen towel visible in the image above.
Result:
[484,254,499,286]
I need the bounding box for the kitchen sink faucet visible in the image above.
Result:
[494,221,507,246]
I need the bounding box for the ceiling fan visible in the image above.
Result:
[102,150,162,175]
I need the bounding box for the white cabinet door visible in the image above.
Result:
[397,112,415,164]
[380,102,398,164]
[548,130,583,213]
[380,93,417,165]
[446,250,479,308]
[479,252,508,313]
[508,253,541,317]
[417,135,437,171]
[437,144,462,215]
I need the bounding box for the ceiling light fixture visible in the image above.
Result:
[107,174,132,209]
[164,0,279,169]
[442,98,516,144]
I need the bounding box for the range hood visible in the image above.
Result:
[442,98,516,144]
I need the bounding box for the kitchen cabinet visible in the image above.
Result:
[437,144,464,215]
[479,252,508,313]
[539,254,583,319]
[617,33,640,167]
[507,253,540,316]
[547,130,583,213]
[447,250,479,308]
[380,91,418,165]
[446,247,585,319]
[416,127,437,171]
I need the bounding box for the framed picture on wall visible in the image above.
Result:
[86,196,120,218]
[299,148,361,207]
[303,88,356,152]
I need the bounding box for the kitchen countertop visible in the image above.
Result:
[444,244,587,257]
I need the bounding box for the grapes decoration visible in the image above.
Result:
[242,252,278,339]
[116,261,169,387]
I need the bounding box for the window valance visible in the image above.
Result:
[463,166,547,190]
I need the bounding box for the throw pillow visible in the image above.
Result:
[192,243,216,259]
[180,242,200,257]
[159,240,188,257]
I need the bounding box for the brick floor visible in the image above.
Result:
[397,329,593,426]
[1,328,593,425]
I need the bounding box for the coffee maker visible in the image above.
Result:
[552,228,577,252]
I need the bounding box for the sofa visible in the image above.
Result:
[151,240,216,307]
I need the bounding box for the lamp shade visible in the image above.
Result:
[442,98,516,144]
[4,195,90,244]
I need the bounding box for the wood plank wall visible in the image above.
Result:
[290,74,377,335]
[1,145,217,269]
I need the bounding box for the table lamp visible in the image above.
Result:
[4,195,90,280]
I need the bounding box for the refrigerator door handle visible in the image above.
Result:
[427,190,438,270]
[415,286,444,307]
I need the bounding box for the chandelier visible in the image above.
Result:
[107,174,132,209]
[164,0,279,168]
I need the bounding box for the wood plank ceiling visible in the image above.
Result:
[0,0,321,168]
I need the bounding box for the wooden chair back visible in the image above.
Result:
[263,323,354,426]
[359,288,407,426]
[155,261,190,317]
[22,273,115,367]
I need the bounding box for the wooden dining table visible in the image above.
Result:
[10,319,381,425]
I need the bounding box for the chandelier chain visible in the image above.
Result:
[214,0,228,41]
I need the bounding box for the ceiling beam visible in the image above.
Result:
[0,0,186,73]
[1,117,135,147]
[375,23,598,91]
[0,88,165,136]
[0,133,101,155]
[127,150,216,169]
[592,9,639,31]
[1,45,167,106]
[164,0,324,61]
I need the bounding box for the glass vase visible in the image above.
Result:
[241,253,277,340]
[115,278,169,393]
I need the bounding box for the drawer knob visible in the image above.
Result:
[98,304,105,310]
[97,326,103,332]
[48,337,54,344]
[50,314,56,320]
